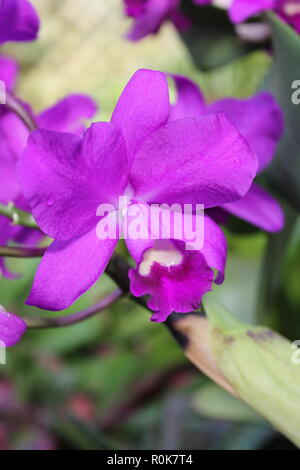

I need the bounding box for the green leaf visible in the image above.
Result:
[256,203,300,338]
[53,415,119,450]
[193,383,263,423]
[203,295,248,334]
[264,13,300,210]
[214,424,274,450]
[204,298,300,447]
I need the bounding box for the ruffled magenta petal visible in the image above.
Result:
[129,239,214,322]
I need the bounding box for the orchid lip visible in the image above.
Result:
[138,240,183,276]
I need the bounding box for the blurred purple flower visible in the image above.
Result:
[170,74,285,232]
[0,55,98,277]
[193,0,300,33]
[123,0,191,40]
[18,69,258,321]
[0,0,39,44]
[229,0,300,33]
[0,306,26,346]
[277,0,300,32]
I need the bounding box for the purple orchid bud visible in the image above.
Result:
[0,306,26,347]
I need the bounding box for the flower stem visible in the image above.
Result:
[24,289,123,328]
[0,202,39,229]
[0,244,233,395]
[0,244,46,258]
[5,92,37,132]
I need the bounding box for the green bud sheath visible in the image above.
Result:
[203,296,300,447]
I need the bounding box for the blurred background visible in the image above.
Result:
[0,0,298,450]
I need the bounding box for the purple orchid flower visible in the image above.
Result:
[170,74,285,232]
[18,69,258,322]
[0,55,98,276]
[192,0,300,33]
[229,0,300,32]
[0,0,39,44]
[123,0,191,40]
[0,305,26,346]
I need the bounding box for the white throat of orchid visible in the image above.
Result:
[283,2,300,17]
[138,240,183,276]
